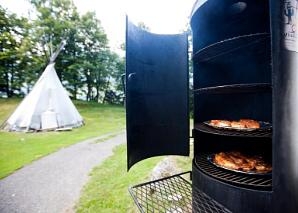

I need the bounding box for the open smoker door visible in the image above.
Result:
[126,18,189,170]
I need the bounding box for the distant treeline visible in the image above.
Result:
[0,0,125,104]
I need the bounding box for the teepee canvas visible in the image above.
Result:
[2,63,84,132]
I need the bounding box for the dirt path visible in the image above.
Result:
[0,132,126,213]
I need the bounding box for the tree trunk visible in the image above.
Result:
[4,72,10,97]
[95,84,100,102]
[86,83,92,101]
[73,84,77,100]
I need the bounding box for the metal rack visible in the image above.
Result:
[194,123,272,138]
[192,33,270,63]
[129,172,231,213]
[193,83,272,95]
[195,154,272,190]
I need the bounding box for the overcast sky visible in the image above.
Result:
[0,0,196,51]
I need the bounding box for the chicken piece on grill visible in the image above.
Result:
[230,121,246,129]
[239,119,260,129]
[213,151,272,173]
[214,152,240,170]
[209,119,261,129]
[210,120,231,127]
[255,160,272,173]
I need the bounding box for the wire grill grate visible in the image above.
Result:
[129,172,231,213]
[195,154,272,190]
[194,123,272,138]
[192,33,270,63]
[193,83,272,95]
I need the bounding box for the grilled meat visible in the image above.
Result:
[209,119,261,129]
[213,151,272,173]
[230,121,246,129]
[239,119,260,129]
[210,120,231,127]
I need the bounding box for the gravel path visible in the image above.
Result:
[0,132,126,213]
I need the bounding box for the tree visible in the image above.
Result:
[100,50,125,104]
[30,1,113,102]
[71,11,109,101]
[0,6,33,97]
[30,0,79,78]
[1,0,125,103]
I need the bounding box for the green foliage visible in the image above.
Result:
[1,1,125,102]
[0,6,34,97]
[30,0,78,61]
[103,90,124,105]
[74,11,109,101]
[0,98,125,179]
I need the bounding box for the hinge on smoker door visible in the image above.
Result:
[190,129,196,138]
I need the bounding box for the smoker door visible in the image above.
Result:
[126,19,189,170]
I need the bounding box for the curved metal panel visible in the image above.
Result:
[190,0,270,52]
[271,0,298,212]
[126,18,189,170]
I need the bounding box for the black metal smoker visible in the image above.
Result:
[125,0,298,212]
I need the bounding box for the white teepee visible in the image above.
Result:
[2,63,84,132]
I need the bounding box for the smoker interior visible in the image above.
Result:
[191,0,270,52]
[191,0,272,212]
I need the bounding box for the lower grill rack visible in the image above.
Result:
[129,171,231,213]
[195,154,272,190]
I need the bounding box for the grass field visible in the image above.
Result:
[76,144,193,213]
[0,98,125,179]
[76,145,163,213]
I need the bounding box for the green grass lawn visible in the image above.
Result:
[76,128,193,213]
[0,98,125,179]
[75,120,193,213]
[76,144,193,213]
[76,144,162,213]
